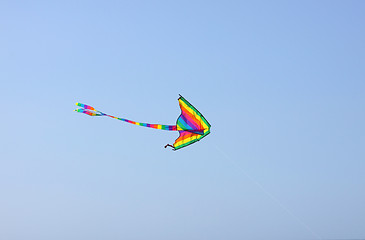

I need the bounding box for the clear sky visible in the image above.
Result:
[1,1,364,239]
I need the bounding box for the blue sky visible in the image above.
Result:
[1,1,364,239]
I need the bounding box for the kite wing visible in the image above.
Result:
[172,95,211,150]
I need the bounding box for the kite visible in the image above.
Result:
[74,95,211,150]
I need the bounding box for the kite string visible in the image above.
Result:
[214,144,322,240]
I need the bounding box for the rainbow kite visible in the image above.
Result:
[74,95,211,150]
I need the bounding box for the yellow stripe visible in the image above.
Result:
[179,99,209,132]
[174,139,197,148]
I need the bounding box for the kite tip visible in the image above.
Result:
[164,144,175,150]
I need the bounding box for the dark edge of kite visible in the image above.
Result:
[173,94,211,151]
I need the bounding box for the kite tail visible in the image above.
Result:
[104,114,177,131]
[75,103,177,131]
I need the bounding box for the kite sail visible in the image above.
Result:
[74,95,211,150]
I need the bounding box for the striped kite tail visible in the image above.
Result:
[105,114,177,131]
[74,102,177,131]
